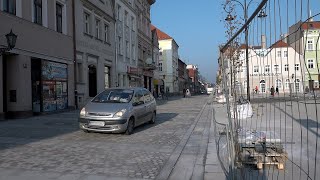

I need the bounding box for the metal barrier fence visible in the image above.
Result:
[217,0,320,179]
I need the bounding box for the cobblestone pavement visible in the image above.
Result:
[0,96,209,180]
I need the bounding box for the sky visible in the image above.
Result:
[151,0,225,84]
[151,0,320,84]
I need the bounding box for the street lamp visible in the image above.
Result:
[224,0,267,101]
[0,29,17,54]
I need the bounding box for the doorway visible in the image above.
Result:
[260,80,266,93]
[88,65,97,97]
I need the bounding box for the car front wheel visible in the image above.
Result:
[149,112,156,124]
[125,118,134,135]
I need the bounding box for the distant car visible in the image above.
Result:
[79,87,157,135]
[207,87,214,95]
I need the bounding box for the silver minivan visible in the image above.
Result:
[79,87,156,135]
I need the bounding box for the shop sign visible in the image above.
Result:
[127,66,141,75]
[42,61,68,81]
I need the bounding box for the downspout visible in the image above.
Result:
[72,0,78,109]
[112,0,118,87]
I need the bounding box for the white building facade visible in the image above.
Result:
[237,40,304,94]
[115,0,139,88]
[152,26,179,94]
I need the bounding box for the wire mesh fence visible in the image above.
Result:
[217,0,320,179]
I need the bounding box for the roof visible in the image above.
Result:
[151,25,172,40]
[301,21,320,30]
[239,44,261,50]
[270,40,289,48]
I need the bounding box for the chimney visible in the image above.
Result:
[280,34,288,43]
[261,35,266,49]
[309,10,314,22]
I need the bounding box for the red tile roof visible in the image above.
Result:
[301,21,320,30]
[270,40,289,48]
[151,25,172,40]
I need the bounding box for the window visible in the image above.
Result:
[265,65,270,73]
[34,0,42,25]
[131,16,135,30]
[131,44,135,60]
[124,11,128,26]
[95,19,101,39]
[132,90,144,106]
[3,0,16,15]
[159,62,162,71]
[117,5,121,21]
[104,24,109,42]
[276,79,282,89]
[142,89,154,103]
[274,65,279,73]
[84,12,90,34]
[254,66,259,73]
[118,36,122,55]
[104,66,110,89]
[277,51,281,57]
[295,64,299,71]
[308,59,314,69]
[284,51,288,57]
[285,64,289,71]
[56,3,63,33]
[307,40,313,50]
[126,41,129,58]
[285,79,290,89]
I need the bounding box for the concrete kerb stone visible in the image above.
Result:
[156,100,209,180]
[204,103,228,179]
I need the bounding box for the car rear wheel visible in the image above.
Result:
[149,112,156,124]
[125,118,134,135]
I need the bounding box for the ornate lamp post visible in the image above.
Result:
[0,29,17,54]
[224,0,266,101]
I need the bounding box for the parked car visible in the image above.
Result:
[79,87,157,135]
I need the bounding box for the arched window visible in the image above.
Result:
[285,79,290,89]
[260,80,266,93]
[276,79,282,89]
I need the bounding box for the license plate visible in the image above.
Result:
[89,121,105,126]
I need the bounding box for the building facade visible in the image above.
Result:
[178,59,187,93]
[152,25,179,93]
[115,0,139,88]
[237,40,303,94]
[187,64,200,94]
[74,0,116,107]
[151,26,161,97]
[0,0,75,117]
[135,0,156,92]
[289,20,320,90]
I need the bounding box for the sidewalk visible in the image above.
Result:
[204,102,229,180]
[156,95,228,180]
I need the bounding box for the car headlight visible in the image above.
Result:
[114,109,126,118]
[80,107,86,116]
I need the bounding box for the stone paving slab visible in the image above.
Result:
[0,95,209,180]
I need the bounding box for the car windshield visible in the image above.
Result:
[92,89,134,103]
